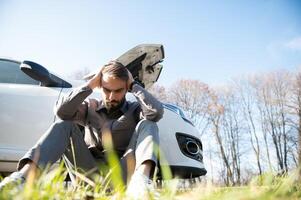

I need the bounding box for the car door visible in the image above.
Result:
[0,59,64,171]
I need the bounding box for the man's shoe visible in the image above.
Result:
[0,172,25,190]
[126,172,159,199]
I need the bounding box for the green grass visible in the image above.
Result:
[1,166,300,200]
[1,135,300,200]
[176,172,301,200]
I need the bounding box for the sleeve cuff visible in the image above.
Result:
[80,85,93,92]
[129,81,144,93]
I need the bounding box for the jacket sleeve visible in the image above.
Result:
[131,84,164,122]
[54,85,93,126]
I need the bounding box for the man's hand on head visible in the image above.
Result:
[127,69,134,91]
[87,64,134,91]
[87,66,103,90]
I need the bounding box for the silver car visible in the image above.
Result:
[0,44,206,179]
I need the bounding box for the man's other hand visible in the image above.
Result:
[127,69,134,91]
[87,66,103,90]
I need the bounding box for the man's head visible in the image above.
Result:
[100,61,129,112]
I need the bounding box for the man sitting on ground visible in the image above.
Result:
[0,61,164,198]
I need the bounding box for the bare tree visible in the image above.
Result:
[207,90,235,185]
[223,88,243,185]
[250,71,294,173]
[297,73,301,179]
[168,79,211,136]
[155,70,299,184]
[148,84,169,102]
[234,78,263,175]
[209,86,245,185]
[289,70,301,179]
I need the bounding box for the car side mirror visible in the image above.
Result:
[20,60,72,88]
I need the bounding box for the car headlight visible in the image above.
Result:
[163,103,194,126]
[176,132,203,162]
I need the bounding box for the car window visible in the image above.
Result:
[0,59,39,85]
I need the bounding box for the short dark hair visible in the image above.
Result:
[101,60,129,82]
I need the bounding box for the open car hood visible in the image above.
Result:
[84,44,164,89]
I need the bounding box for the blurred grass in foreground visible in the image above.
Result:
[0,135,300,200]
[176,171,301,200]
[1,167,300,200]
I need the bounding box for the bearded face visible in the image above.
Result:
[100,74,127,113]
[104,97,125,112]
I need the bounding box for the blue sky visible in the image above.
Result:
[0,0,301,87]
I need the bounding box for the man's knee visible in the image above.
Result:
[134,120,160,171]
[136,119,159,136]
[52,120,75,129]
[136,119,159,132]
[49,120,80,138]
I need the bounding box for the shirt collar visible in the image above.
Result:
[95,101,106,112]
[96,99,128,114]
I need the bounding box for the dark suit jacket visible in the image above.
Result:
[54,83,164,157]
